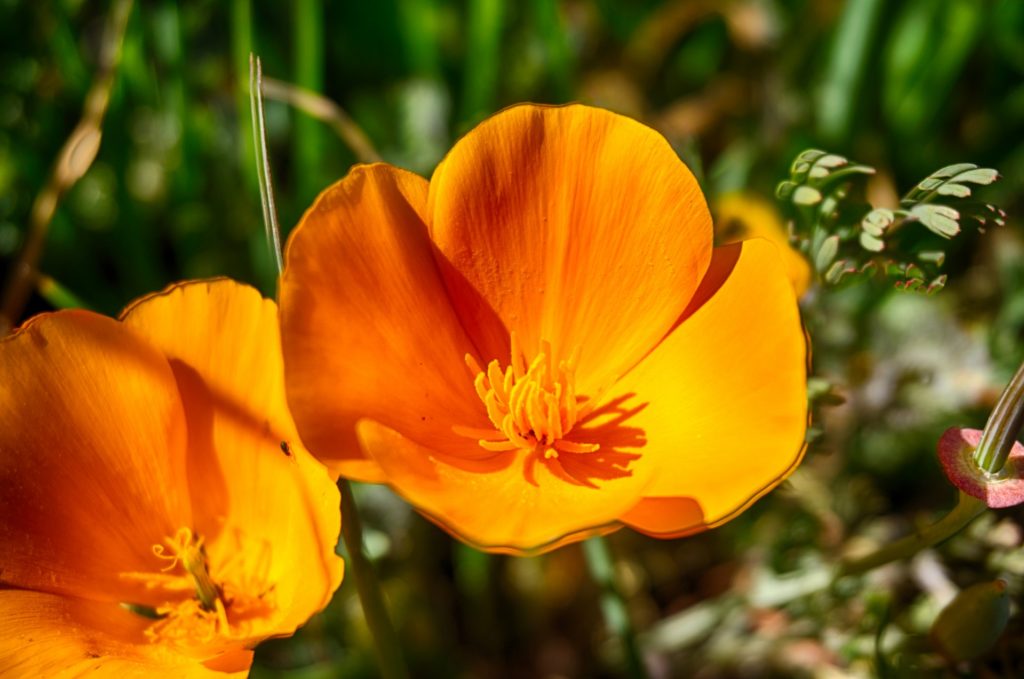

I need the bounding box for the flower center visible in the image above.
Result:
[121,527,275,647]
[455,334,605,459]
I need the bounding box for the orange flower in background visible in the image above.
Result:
[280,104,807,554]
[0,280,343,676]
[714,192,812,296]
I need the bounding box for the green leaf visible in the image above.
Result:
[912,204,960,238]
[930,162,977,179]
[936,182,971,198]
[861,208,895,236]
[776,180,797,200]
[825,260,848,285]
[816,163,876,184]
[795,149,827,165]
[791,161,812,183]
[927,274,947,293]
[859,232,885,252]
[816,234,840,271]
[793,186,823,206]
[816,153,848,169]
[954,167,999,185]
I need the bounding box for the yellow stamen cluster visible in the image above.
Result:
[455,334,602,459]
[121,527,275,647]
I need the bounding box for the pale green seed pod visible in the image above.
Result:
[930,579,1011,662]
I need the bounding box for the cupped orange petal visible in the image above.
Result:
[619,497,707,539]
[0,590,244,678]
[120,279,344,641]
[428,103,713,392]
[280,164,490,476]
[610,239,808,536]
[355,418,654,554]
[0,311,192,605]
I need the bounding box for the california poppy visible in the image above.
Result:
[0,280,343,676]
[280,104,807,554]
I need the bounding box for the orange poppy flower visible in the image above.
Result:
[0,280,343,676]
[280,104,808,554]
[714,192,812,296]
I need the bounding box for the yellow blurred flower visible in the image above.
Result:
[715,192,812,296]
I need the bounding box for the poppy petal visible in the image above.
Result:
[619,497,706,538]
[428,104,712,391]
[355,418,653,554]
[611,240,807,532]
[0,311,192,605]
[120,279,344,637]
[281,164,489,472]
[0,590,242,677]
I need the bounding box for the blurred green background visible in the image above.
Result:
[3,0,1024,676]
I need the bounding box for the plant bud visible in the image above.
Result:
[930,579,1011,662]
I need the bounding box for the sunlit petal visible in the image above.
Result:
[281,164,490,472]
[612,240,808,532]
[122,279,344,639]
[429,104,713,391]
[0,311,192,605]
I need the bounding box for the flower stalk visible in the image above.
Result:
[840,355,1024,577]
[973,359,1024,474]
[838,491,986,577]
[339,480,409,679]
[582,536,648,679]
[249,60,406,677]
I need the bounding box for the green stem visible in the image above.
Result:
[292,0,324,203]
[396,0,441,78]
[248,54,404,676]
[231,0,257,194]
[530,0,573,101]
[973,359,1024,474]
[815,0,884,145]
[838,491,986,577]
[837,357,1024,577]
[339,480,409,679]
[459,0,505,126]
[36,275,91,311]
[582,537,648,679]
[249,56,283,278]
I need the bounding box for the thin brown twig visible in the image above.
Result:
[260,76,382,164]
[0,0,134,335]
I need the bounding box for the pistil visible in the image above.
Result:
[120,527,276,647]
[153,527,222,611]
